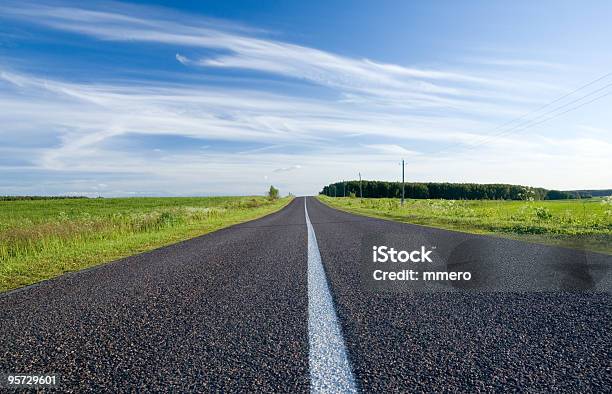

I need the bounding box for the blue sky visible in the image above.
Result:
[1,0,611,196]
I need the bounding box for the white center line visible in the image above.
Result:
[305,198,357,393]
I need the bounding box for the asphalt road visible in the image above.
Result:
[306,197,611,392]
[0,198,309,392]
[1,196,610,392]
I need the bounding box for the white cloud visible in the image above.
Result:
[273,165,302,173]
[363,144,420,156]
[175,53,189,65]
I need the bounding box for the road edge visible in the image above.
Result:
[314,196,612,257]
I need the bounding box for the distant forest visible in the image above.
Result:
[321,181,612,200]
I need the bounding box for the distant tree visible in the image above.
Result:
[545,190,574,200]
[267,185,280,200]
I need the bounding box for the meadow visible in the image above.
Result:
[318,195,612,254]
[0,196,292,292]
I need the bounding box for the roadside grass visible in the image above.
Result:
[0,196,292,292]
[318,195,612,255]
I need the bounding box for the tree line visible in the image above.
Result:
[320,181,580,200]
[567,189,612,198]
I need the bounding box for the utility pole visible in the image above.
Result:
[359,172,363,199]
[343,180,346,197]
[401,159,405,206]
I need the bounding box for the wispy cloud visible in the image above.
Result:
[0,0,562,112]
[465,57,566,70]
[0,68,492,175]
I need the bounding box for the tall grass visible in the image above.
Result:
[0,196,292,291]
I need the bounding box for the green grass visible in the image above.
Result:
[0,196,292,292]
[318,195,612,254]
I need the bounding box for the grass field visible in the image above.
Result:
[0,196,292,292]
[318,195,612,254]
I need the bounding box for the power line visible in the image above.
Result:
[432,71,612,155]
[494,72,612,128]
[453,89,612,154]
[476,90,612,147]
[447,82,612,153]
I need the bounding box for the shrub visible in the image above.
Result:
[534,206,553,220]
[267,185,280,200]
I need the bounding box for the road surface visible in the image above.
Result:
[1,197,610,392]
